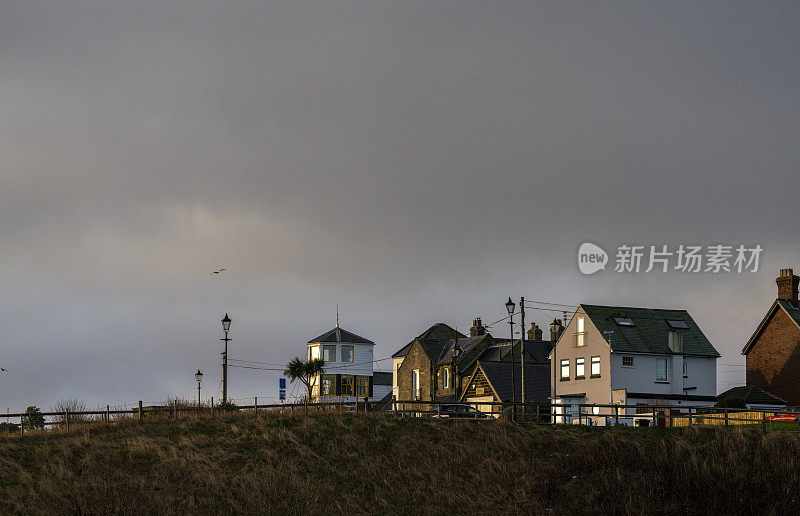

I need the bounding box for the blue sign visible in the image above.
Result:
[279,378,286,389]
[279,389,286,400]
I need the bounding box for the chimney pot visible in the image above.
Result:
[776,267,800,306]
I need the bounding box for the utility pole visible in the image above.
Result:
[505,298,516,422]
[221,313,232,405]
[520,296,525,406]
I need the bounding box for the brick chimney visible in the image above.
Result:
[777,268,800,306]
[549,319,564,343]
[527,323,543,341]
[469,318,486,337]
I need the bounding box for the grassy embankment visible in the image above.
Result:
[1,412,799,514]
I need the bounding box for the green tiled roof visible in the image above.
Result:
[581,304,720,357]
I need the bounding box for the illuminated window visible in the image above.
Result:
[341,345,354,363]
[443,368,450,389]
[591,356,601,377]
[323,345,336,362]
[356,376,369,397]
[576,317,586,346]
[321,374,336,396]
[340,375,354,396]
[575,358,585,378]
[560,359,570,380]
[309,345,320,361]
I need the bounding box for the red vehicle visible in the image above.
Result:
[766,413,799,422]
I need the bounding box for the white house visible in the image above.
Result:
[306,325,390,402]
[550,304,720,425]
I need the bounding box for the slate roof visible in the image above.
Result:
[742,299,800,354]
[308,327,374,345]
[391,323,465,360]
[581,304,720,357]
[438,334,492,367]
[372,372,393,386]
[391,342,413,358]
[464,361,551,404]
[494,339,554,364]
[717,385,788,406]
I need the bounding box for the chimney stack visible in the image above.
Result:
[550,319,565,343]
[470,318,486,337]
[527,323,543,341]
[777,268,800,306]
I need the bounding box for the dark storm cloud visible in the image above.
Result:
[1,1,798,408]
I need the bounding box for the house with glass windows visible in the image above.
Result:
[550,304,720,425]
[307,325,389,402]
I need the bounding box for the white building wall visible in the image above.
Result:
[392,357,404,400]
[307,341,378,400]
[610,353,716,398]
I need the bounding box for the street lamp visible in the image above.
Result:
[195,369,203,406]
[452,345,461,399]
[505,297,516,420]
[221,313,232,405]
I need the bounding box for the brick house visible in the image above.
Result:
[742,268,800,406]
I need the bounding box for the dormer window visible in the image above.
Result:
[666,319,689,329]
[613,316,635,327]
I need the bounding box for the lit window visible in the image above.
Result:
[656,358,669,382]
[575,358,585,378]
[340,375,354,396]
[443,368,450,389]
[321,374,336,396]
[666,319,689,329]
[412,370,420,398]
[560,359,570,379]
[356,376,369,397]
[309,345,320,361]
[591,356,600,376]
[341,345,354,363]
[622,356,634,367]
[614,316,635,327]
[576,318,586,346]
[323,345,336,362]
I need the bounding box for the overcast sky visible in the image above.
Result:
[1,1,799,411]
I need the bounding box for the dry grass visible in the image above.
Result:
[1,412,799,514]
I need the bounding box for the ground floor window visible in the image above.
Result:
[340,375,354,397]
[356,376,369,397]
[321,375,336,396]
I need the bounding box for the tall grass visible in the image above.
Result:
[0,412,798,514]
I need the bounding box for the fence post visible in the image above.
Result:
[536,404,540,423]
[65,408,70,433]
[255,397,258,416]
[724,409,728,426]
[615,405,619,426]
[762,411,767,432]
[475,403,479,420]
[138,401,143,423]
[20,415,24,437]
[688,409,692,426]
[106,405,110,426]
[436,403,440,419]
[211,397,214,419]
[402,401,406,418]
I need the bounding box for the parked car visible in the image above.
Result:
[426,404,491,419]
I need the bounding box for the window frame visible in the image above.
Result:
[442,367,450,389]
[655,357,670,383]
[322,345,337,362]
[613,316,635,327]
[576,317,586,347]
[309,345,320,361]
[682,358,688,378]
[321,374,336,396]
[590,356,601,377]
[560,359,570,381]
[340,374,355,397]
[355,375,369,397]
[575,357,585,379]
[666,319,689,329]
[622,355,634,368]
[340,345,355,363]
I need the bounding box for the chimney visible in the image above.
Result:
[470,318,486,337]
[527,323,543,341]
[777,268,800,306]
[550,319,564,343]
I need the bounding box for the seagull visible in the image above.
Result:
[0,368,6,372]
[211,268,226,275]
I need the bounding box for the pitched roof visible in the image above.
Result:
[307,327,374,345]
[391,323,465,361]
[438,334,493,367]
[372,372,393,386]
[391,342,413,358]
[417,323,465,341]
[495,339,554,364]
[463,361,551,404]
[717,385,788,406]
[581,304,720,357]
[742,299,800,355]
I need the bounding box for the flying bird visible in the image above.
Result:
[0,368,6,372]
[211,268,226,275]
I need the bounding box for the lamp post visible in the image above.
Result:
[221,313,231,405]
[195,369,203,407]
[452,346,461,401]
[505,297,516,421]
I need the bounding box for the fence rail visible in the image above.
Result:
[3,398,798,436]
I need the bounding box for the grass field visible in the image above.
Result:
[1,412,799,514]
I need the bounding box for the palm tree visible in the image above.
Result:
[284,357,325,411]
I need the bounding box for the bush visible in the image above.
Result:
[22,406,45,429]
[51,398,92,423]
